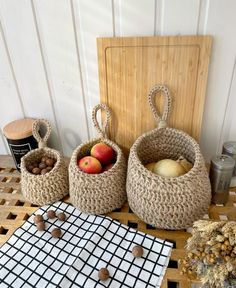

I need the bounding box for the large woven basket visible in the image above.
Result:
[69,104,127,214]
[21,119,69,206]
[126,85,211,230]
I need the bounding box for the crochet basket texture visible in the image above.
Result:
[69,104,127,215]
[21,119,69,206]
[126,85,211,230]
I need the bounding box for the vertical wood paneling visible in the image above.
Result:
[114,0,156,36]
[0,21,24,138]
[73,0,114,138]
[219,58,236,145]
[200,0,236,160]
[227,63,236,141]
[0,0,235,160]
[160,0,200,35]
[32,0,89,156]
[0,0,61,150]
[197,0,210,34]
[155,0,164,35]
[0,131,8,154]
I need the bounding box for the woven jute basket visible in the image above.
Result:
[69,104,127,215]
[126,85,211,230]
[21,119,69,206]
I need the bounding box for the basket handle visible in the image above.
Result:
[148,84,171,129]
[92,104,111,139]
[32,119,52,148]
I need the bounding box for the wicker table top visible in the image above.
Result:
[1,155,236,288]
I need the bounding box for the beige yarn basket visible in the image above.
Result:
[69,104,127,215]
[21,119,69,206]
[126,85,211,230]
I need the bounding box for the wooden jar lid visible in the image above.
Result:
[3,118,35,140]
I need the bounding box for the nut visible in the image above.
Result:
[46,166,53,172]
[57,212,66,221]
[39,162,47,169]
[34,215,43,224]
[46,158,54,167]
[41,169,47,175]
[41,157,47,163]
[51,228,61,238]
[27,156,56,174]
[32,167,41,175]
[31,162,39,168]
[98,268,109,281]
[132,245,143,258]
[27,164,34,172]
[36,221,45,231]
[47,210,56,219]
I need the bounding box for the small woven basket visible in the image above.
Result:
[21,119,69,206]
[69,104,127,215]
[126,85,211,230]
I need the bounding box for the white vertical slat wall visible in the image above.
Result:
[73,0,114,138]
[0,0,235,161]
[200,0,236,158]
[32,0,89,156]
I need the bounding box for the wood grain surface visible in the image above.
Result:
[97,36,212,155]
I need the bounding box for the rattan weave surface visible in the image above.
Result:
[1,155,236,288]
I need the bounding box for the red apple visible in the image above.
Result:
[103,163,114,172]
[90,143,115,165]
[77,156,102,174]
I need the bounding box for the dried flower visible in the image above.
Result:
[181,220,236,287]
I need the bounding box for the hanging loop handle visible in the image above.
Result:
[92,104,111,139]
[148,84,171,129]
[32,119,52,148]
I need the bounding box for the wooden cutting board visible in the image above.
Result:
[97,36,212,155]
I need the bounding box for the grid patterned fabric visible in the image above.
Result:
[0,201,172,288]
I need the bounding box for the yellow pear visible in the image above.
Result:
[154,159,186,177]
[145,162,156,172]
[176,156,193,172]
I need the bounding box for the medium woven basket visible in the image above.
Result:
[126,85,211,230]
[69,104,127,215]
[21,119,69,206]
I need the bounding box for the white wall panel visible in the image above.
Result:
[0,131,8,154]
[227,69,236,141]
[32,0,89,156]
[0,0,61,151]
[200,0,236,160]
[197,0,210,34]
[114,0,156,36]
[0,0,235,161]
[0,21,24,144]
[73,0,114,138]
[155,0,164,35]
[219,58,236,145]
[160,0,200,35]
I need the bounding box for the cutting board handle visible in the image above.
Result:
[92,103,111,139]
[148,84,171,129]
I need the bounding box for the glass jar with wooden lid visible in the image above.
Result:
[3,118,38,171]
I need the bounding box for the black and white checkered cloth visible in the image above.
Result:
[0,201,172,288]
